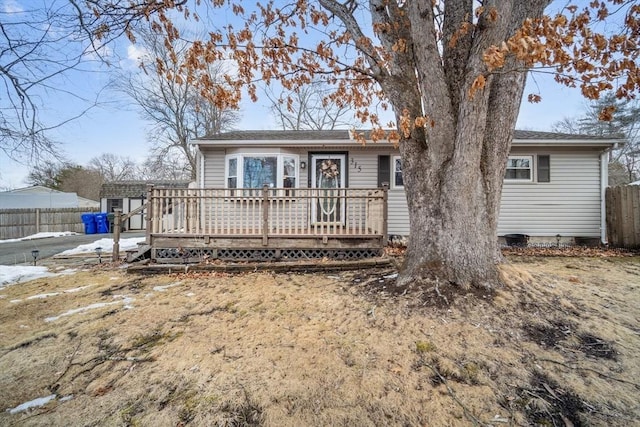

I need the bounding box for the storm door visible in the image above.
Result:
[310,154,346,225]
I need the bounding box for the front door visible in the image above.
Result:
[310,154,346,224]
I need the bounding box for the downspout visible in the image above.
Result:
[599,145,616,244]
[600,150,607,244]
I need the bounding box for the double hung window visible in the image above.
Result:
[226,154,298,196]
[505,156,533,181]
[504,155,550,182]
[392,156,404,188]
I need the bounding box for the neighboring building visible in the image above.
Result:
[100,180,191,230]
[0,185,99,209]
[192,129,621,244]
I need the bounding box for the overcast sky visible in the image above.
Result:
[0,0,594,190]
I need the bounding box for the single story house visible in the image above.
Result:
[100,180,190,230]
[136,129,620,262]
[192,129,620,243]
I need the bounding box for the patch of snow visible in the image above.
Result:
[10,284,89,304]
[57,237,145,256]
[44,295,135,322]
[153,281,182,292]
[186,292,196,297]
[58,269,77,276]
[27,292,60,300]
[64,285,91,293]
[0,266,54,289]
[0,232,78,244]
[383,273,398,279]
[7,394,56,414]
[59,395,73,402]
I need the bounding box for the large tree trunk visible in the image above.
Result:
[395,64,529,290]
[387,1,548,289]
[321,0,551,289]
[399,141,501,289]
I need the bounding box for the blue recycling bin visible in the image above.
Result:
[95,213,109,234]
[81,213,97,234]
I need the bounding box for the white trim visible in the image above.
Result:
[194,137,622,149]
[511,138,622,147]
[197,145,205,188]
[392,155,404,189]
[504,155,534,182]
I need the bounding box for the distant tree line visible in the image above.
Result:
[26,153,192,201]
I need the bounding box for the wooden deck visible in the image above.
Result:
[145,186,388,262]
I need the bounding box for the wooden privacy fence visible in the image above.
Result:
[0,207,99,240]
[148,186,387,241]
[606,185,640,248]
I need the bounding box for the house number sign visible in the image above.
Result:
[350,157,362,173]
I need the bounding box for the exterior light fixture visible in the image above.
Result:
[300,161,307,170]
[95,247,103,264]
[31,249,39,266]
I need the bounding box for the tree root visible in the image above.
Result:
[49,340,156,392]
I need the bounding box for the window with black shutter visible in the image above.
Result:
[537,155,550,182]
[378,155,390,187]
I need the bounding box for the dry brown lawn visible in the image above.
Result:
[0,254,639,426]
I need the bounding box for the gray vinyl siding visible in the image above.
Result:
[200,145,603,238]
[202,148,226,187]
[348,150,409,235]
[498,149,602,237]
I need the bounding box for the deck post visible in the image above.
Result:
[382,184,389,246]
[262,185,269,246]
[113,208,122,262]
[145,184,154,243]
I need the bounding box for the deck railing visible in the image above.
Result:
[147,186,387,242]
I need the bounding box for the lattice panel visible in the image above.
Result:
[278,248,382,260]
[154,248,214,259]
[217,249,277,261]
[153,247,382,263]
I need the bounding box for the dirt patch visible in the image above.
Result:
[523,319,576,348]
[515,371,589,427]
[0,256,639,426]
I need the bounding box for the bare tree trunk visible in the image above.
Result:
[396,66,528,289]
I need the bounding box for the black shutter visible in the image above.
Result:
[537,155,550,182]
[378,155,390,187]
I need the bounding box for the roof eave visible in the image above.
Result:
[512,138,623,147]
[193,138,622,148]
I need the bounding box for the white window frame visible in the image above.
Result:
[505,155,534,182]
[392,155,404,188]
[225,154,299,192]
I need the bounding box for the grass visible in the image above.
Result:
[0,255,638,426]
